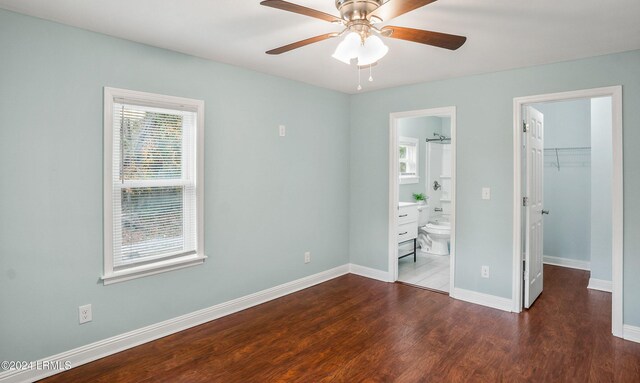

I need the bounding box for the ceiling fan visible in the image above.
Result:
[261,0,467,60]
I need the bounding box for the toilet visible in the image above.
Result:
[417,205,451,255]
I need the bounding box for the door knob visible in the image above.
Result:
[542,210,550,215]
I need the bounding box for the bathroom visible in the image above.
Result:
[396,115,452,292]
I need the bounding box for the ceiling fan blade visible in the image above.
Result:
[382,26,466,50]
[370,0,437,22]
[266,33,339,55]
[260,0,342,23]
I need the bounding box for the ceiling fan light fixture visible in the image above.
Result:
[331,32,361,64]
[332,32,389,66]
[356,34,388,66]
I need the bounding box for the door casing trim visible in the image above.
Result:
[388,106,456,294]
[512,86,623,338]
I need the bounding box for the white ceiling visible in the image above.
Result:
[1,0,639,94]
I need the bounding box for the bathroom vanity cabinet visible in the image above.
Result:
[398,202,418,262]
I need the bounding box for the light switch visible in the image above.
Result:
[279,125,286,137]
[482,187,491,200]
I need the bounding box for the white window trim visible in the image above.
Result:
[399,136,419,184]
[102,87,206,285]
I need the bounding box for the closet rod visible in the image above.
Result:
[545,146,591,171]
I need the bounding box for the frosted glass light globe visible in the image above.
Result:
[332,32,361,64]
[357,35,389,66]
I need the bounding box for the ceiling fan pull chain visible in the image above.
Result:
[369,64,373,82]
[357,66,362,91]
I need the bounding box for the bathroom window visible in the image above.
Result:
[399,136,419,184]
[103,87,205,285]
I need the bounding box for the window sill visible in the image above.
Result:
[102,254,207,285]
[400,176,419,185]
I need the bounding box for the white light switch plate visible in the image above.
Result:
[279,125,286,137]
[482,187,491,200]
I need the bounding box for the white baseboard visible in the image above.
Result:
[451,287,513,312]
[588,278,612,292]
[348,263,392,282]
[623,324,640,343]
[543,255,590,271]
[0,264,350,383]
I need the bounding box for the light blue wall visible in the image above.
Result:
[349,50,640,326]
[398,117,442,202]
[441,117,451,138]
[591,97,613,281]
[532,100,591,262]
[533,100,591,147]
[0,9,350,361]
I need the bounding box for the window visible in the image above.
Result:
[399,136,419,184]
[103,88,205,284]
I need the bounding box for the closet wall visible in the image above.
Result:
[532,100,592,265]
[590,97,613,281]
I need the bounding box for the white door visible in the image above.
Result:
[524,106,544,308]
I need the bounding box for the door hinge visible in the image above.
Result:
[523,260,526,277]
[523,120,529,133]
[523,197,529,206]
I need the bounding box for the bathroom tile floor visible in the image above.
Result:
[397,247,450,292]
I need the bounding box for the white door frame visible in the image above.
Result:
[388,106,457,294]
[512,86,623,337]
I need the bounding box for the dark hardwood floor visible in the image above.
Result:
[41,265,640,382]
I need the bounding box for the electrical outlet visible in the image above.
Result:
[79,304,92,324]
[279,125,286,137]
[304,251,311,264]
[481,266,490,278]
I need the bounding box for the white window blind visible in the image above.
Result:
[399,137,419,185]
[104,88,205,284]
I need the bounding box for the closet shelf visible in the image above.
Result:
[544,146,591,152]
[544,147,591,171]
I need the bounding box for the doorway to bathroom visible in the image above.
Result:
[388,107,456,294]
[512,86,623,338]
